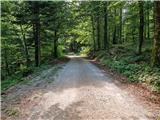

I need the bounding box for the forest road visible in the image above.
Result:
[2,56,157,120]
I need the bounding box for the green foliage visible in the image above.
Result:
[57,45,66,57]
[1,62,60,91]
[1,1,70,81]
[95,47,160,92]
[80,47,91,56]
[1,75,23,91]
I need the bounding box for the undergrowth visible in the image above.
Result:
[93,45,160,92]
[1,64,52,91]
[1,56,69,92]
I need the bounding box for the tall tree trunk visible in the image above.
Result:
[147,2,150,40]
[32,2,40,67]
[4,41,9,76]
[54,30,58,58]
[97,15,100,50]
[144,6,147,42]
[138,1,144,54]
[113,9,117,44]
[104,2,108,50]
[152,2,160,66]
[122,16,125,43]
[20,23,30,67]
[91,16,96,51]
[119,7,122,44]
[113,26,117,44]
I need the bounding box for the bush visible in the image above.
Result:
[20,64,33,77]
[95,49,160,92]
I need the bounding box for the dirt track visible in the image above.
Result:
[1,56,159,120]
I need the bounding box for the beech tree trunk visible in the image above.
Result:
[32,2,40,67]
[119,7,122,43]
[147,2,150,40]
[54,30,58,58]
[4,41,9,76]
[152,2,160,66]
[138,1,144,54]
[104,2,108,50]
[97,15,100,50]
[113,9,117,44]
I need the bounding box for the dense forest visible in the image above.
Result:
[1,1,160,91]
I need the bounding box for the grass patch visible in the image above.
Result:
[1,65,51,91]
[1,75,23,91]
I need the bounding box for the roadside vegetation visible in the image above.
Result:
[92,46,160,92]
[1,55,69,92]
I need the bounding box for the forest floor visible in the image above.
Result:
[1,56,160,120]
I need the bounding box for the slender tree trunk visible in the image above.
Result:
[119,7,122,44]
[104,2,108,50]
[152,2,160,66]
[91,16,96,51]
[144,2,148,42]
[54,30,58,58]
[20,23,30,67]
[32,2,40,67]
[122,17,125,43]
[113,9,117,44]
[153,3,155,34]
[138,1,144,54]
[144,7,147,42]
[147,2,150,40]
[97,15,100,50]
[113,26,117,44]
[108,3,110,45]
[4,41,9,76]
[108,20,110,46]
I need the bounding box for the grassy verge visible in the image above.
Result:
[1,56,70,92]
[1,65,52,92]
[91,45,160,92]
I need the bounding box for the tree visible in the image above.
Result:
[152,1,160,66]
[15,2,31,67]
[32,2,41,67]
[119,6,122,43]
[3,41,10,76]
[97,12,101,50]
[147,2,150,40]
[112,9,117,44]
[54,30,58,58]
[138,1,144,54]
[104,2,109,50]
